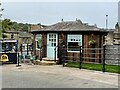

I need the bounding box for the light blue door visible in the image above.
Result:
[47,33,58,59]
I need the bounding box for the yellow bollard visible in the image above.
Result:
[0,54,9,62]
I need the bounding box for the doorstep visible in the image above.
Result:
[42,57,59,61]
[33,60,57,65]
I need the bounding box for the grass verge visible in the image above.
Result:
[65,62,120,74]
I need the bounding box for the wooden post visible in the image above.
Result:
[62,45,65,67]
[79,46,82,69]
[20,44,22,55]
[40,47,42,61]
[33,34,36,55]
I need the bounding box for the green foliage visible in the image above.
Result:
[12,22,30,31]
[1,19,31,32]
[0,20,2,38]
[12,22,20,30]
[0,19,14,38]
[89,39,96,45]
[0,18,46,39]
[2,19,13,32]
[38,38,42,44]
[37,37,42,48]
[2,33,7,38]
[0,19,13,38]
[22,23,30,31]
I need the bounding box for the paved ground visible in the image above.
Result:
[1,64,119,88]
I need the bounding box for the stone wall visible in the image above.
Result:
[105,45,120,65]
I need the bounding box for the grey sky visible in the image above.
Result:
[118,1,120,24]
[2,2,118,29]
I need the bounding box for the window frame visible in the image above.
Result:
[67,34,82,52]
[35,34,42,50]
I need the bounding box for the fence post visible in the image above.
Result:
[40,47,42,61]
[102,45,106,72]
[62,45,65,67]
[79,46,82,69]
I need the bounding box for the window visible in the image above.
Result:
[67,34,82,52]
[48,34,57,47]
[36,34,42,50]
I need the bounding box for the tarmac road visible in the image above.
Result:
[1,64,119,88]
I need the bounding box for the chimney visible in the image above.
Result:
[94,24,97,27]
[61,19,63,22]
[76,19,82,23]
[76,18,78,21]
[106,15,108,29]
[84,23,88,25]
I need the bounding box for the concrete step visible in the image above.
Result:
[33,60,57,65]
[42,58,58,61]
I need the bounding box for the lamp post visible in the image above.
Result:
[16,29,21,67]
[27,38,29,55]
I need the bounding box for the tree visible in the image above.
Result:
[12,22,20,30]
[1,19,13,38]
[0,20,2,38]
[22,23,29,32]
[2,19,13,32]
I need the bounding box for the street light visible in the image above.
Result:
[27,38,29,55]
[16,27,21,67]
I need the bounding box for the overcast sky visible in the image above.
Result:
[1,1,119,29]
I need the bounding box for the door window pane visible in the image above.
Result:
[48,34,57,47]
[54,43,56,46]
[54,35,56,38]
[51,43,53,47]
[54,39,56,42]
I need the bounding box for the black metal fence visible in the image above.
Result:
[60,45,119,72]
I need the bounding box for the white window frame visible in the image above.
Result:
[35,34,42,50]
[67,34,82,52]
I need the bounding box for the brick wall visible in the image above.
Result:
[105,45,120,65]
